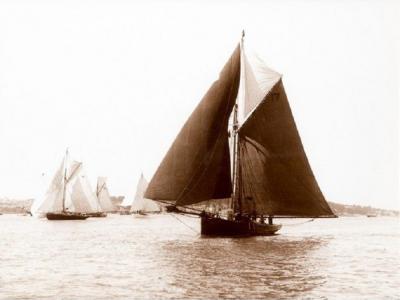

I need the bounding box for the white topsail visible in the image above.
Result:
[130,174,160,212]
[238,42,281,125]
[96,177,115,212]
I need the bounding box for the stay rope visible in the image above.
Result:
[169,214,200,235]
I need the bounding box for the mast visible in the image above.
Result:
[61,148,68,212]
[231,104,240,213]
[231,30,245,214]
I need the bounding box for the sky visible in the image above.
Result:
[0,0,398,210]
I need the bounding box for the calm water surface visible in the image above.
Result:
[0,214,398,299]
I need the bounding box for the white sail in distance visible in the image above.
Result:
[31,153,100,216]
[96,177,115,212]
[64,162,100,213]
[31,159,65,217]
[130,174,160,212]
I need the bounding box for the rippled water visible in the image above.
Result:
[0,214,398,299]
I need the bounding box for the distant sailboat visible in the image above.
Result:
[95,177,115,213]
[83,177,114,218]
[145,32,336,236]
[130,174,161,215]
[32,149,100,220]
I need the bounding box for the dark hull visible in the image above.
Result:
[46,212,88,220]
[86,212,107,218]
[201,216,282,236]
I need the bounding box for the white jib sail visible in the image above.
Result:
[64,161,100,213]
[31,159,65,217]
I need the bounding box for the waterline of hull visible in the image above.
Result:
[201,216,282,236]
[46,212,88,220]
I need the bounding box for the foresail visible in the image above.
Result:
[64,161,100,213]
[68,179,95,212]
[31,159,65,215]
[145,45,241,206]
[96,177,115,212]
[238,79,334,217]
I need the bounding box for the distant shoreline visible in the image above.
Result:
[0,197,398,217]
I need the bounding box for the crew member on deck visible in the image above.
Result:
[251,210,257,221]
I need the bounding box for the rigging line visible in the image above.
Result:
[65,162,82,184]
[283,219,315,226]
[169,213,199,235]
[155,199,203,214]
[97,182,106,196]
[176,213,199,219]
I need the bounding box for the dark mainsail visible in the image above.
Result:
[145,45,241,206]
[145,36,334,225]
[238,79,334,217]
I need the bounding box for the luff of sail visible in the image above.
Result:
[145,45,241,206]
[237,50,334,217]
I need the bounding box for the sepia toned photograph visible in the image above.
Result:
[0,0,398,299]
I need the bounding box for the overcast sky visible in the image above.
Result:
[0,0,398,210]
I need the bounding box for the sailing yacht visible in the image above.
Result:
[83,177,115,218]
[31,150,100,220]
[130,174,161,215]
[144,32,336,236]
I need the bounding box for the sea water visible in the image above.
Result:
[0,214,398,299]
